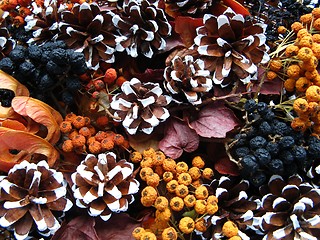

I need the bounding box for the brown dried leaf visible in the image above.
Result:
[174,17,203,48]
[11,97,63,144]
[0,127,59,172]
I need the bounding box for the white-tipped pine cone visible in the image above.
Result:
[71,153,140,221]
[164,48,213,105]
[194,8,270,87]
[113,0,172,58]
[255,175,320,239]
[110,78,172,135]
[0,160,73,240]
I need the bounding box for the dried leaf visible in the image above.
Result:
[0,127,59,172]
[51,215,99,240]
[174,17,203,48]
[159,119,199,159]
[11,97,63,144]
[190,103,240,138]
[222,0,250,16]
[214,154,240,176]
[95,213,140,240]
[128,133,160,153]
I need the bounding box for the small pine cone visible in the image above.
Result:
[255,175,320,239]
[0,160,73,239]
[164,48,213,105]
[56,2,118,69]
[194,8,270,87]
[113,0,172,58]
[164,0,213,17]
[0,25,15,60]
[208,176,259,239]
[110,78,172,135]
[71,153,140,221]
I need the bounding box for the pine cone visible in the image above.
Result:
[110,78,172,135]
[0,160,73,239]
[56,2,118,70]
[307,159,320,187]
[25,1,65,44]
[194,8,270,87]
[0,25,15,60]
[207,176,259,239]
[113,0,172,58]
[71,153,140,221]
[164,0,213,17]
[255,175,320,239]
[164,48,213,105]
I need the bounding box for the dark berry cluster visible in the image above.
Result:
[0,89,15,107]
[245,0,316,44]
[230,99,320,187]
[0,41,87,105]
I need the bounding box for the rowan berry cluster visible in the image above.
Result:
[131,149,219,240]
[59,113,128,155]
[266,9,320,89]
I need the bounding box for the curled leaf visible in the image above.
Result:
[159,118,199,159]
[190,102,240,138]
[11,97,63,144]
[0,127,59,172]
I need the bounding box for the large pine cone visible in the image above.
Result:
[194,8,270,87]
[207,176,259,239]
[56,2,118,70]
[255,175,320,239]
[71,153,140,221]
[164,48,213,105]
[110,78,172,135]
[112,0,172,58]
[0,160,73,239]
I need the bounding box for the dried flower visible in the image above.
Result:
[0,160,72,239]
[71,153,140,221]
[110,78,172,135]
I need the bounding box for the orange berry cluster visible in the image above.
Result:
[60,113,128,154]
[277,8,320,93]
[131,149,217,239]
[291,86,320,134]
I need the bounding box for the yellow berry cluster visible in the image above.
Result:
[291,86,320,134]
[131,149,217,239]
[60,113,129,154]
[267,9,320,92]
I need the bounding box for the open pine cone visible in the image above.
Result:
[307,159,320,187]
[110,78,172,135]
[207,176,259,239]
[71,153,140,221]
[112,0,172,58]
[56,2,118,70]
[164,48,213,105]
[255,175,320,239]
[194,8,270,87]
[0,160,73,239]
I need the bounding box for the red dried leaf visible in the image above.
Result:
[174,17,203,48]
[190,102,240,138]
[51,215,99,240]
[0,127,59,172]
[95,213,141,240]
[11,97,63,144]
[159,118,199,159]
[214,154,240,176]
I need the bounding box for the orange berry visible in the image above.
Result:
[113,134,125,145]
[101,138,114,151]
[72,134,86,148]
[79,127,92,138]
[60,121,73,134]
[95,131,107,142]
[104,68,117,85]
[62,139,73,152]
[88,141,102,154]
[93,80,105,91]
[96,116,109,128]
[72,116,86,129]
[65,112,77,122]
